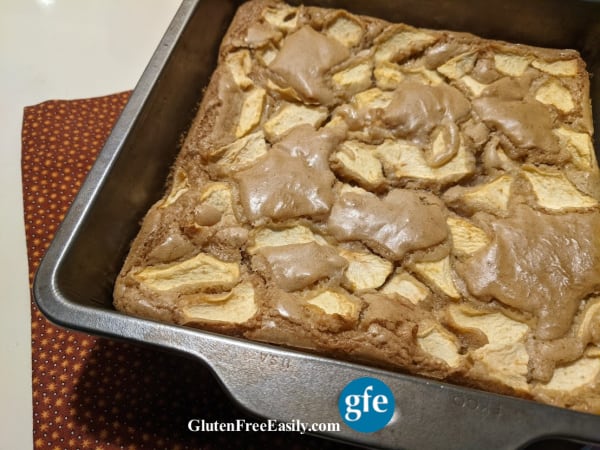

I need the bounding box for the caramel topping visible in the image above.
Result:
[328,189,448,260]
[235,147,335,222]
[458,205,600,340]
[422,42,470,70]
[269,25,350,104]
[117,0,600,411]
[482,74,534,100]
[212,69,244,144]
[256,242,347,291]
[384,81,471,138]
[472,97,563,162]
[244,22,282,47]
[469,56,503,84]
[272,123,346,171]
[382,81,471,164]
[147,233,194,264]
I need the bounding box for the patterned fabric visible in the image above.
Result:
[22,93,351,450]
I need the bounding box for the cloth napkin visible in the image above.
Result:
[21,92,352,450]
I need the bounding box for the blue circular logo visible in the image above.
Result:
[338,377,395,433]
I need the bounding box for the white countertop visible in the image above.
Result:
[0,1,181,448]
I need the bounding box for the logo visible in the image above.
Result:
[338,377,395,433]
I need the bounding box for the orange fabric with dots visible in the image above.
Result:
[21,93,350,450]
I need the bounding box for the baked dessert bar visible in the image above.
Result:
[114,0,600,412]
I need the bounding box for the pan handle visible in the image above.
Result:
[139,325,600,450]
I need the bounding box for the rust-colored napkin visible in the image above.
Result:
[22,93,352,450]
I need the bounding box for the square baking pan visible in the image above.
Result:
[33,0,600,448]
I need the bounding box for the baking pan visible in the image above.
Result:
[33,0,600,448]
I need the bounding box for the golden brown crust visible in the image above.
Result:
[114,0,600,413]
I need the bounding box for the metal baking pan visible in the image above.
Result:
[33,0,600,448]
